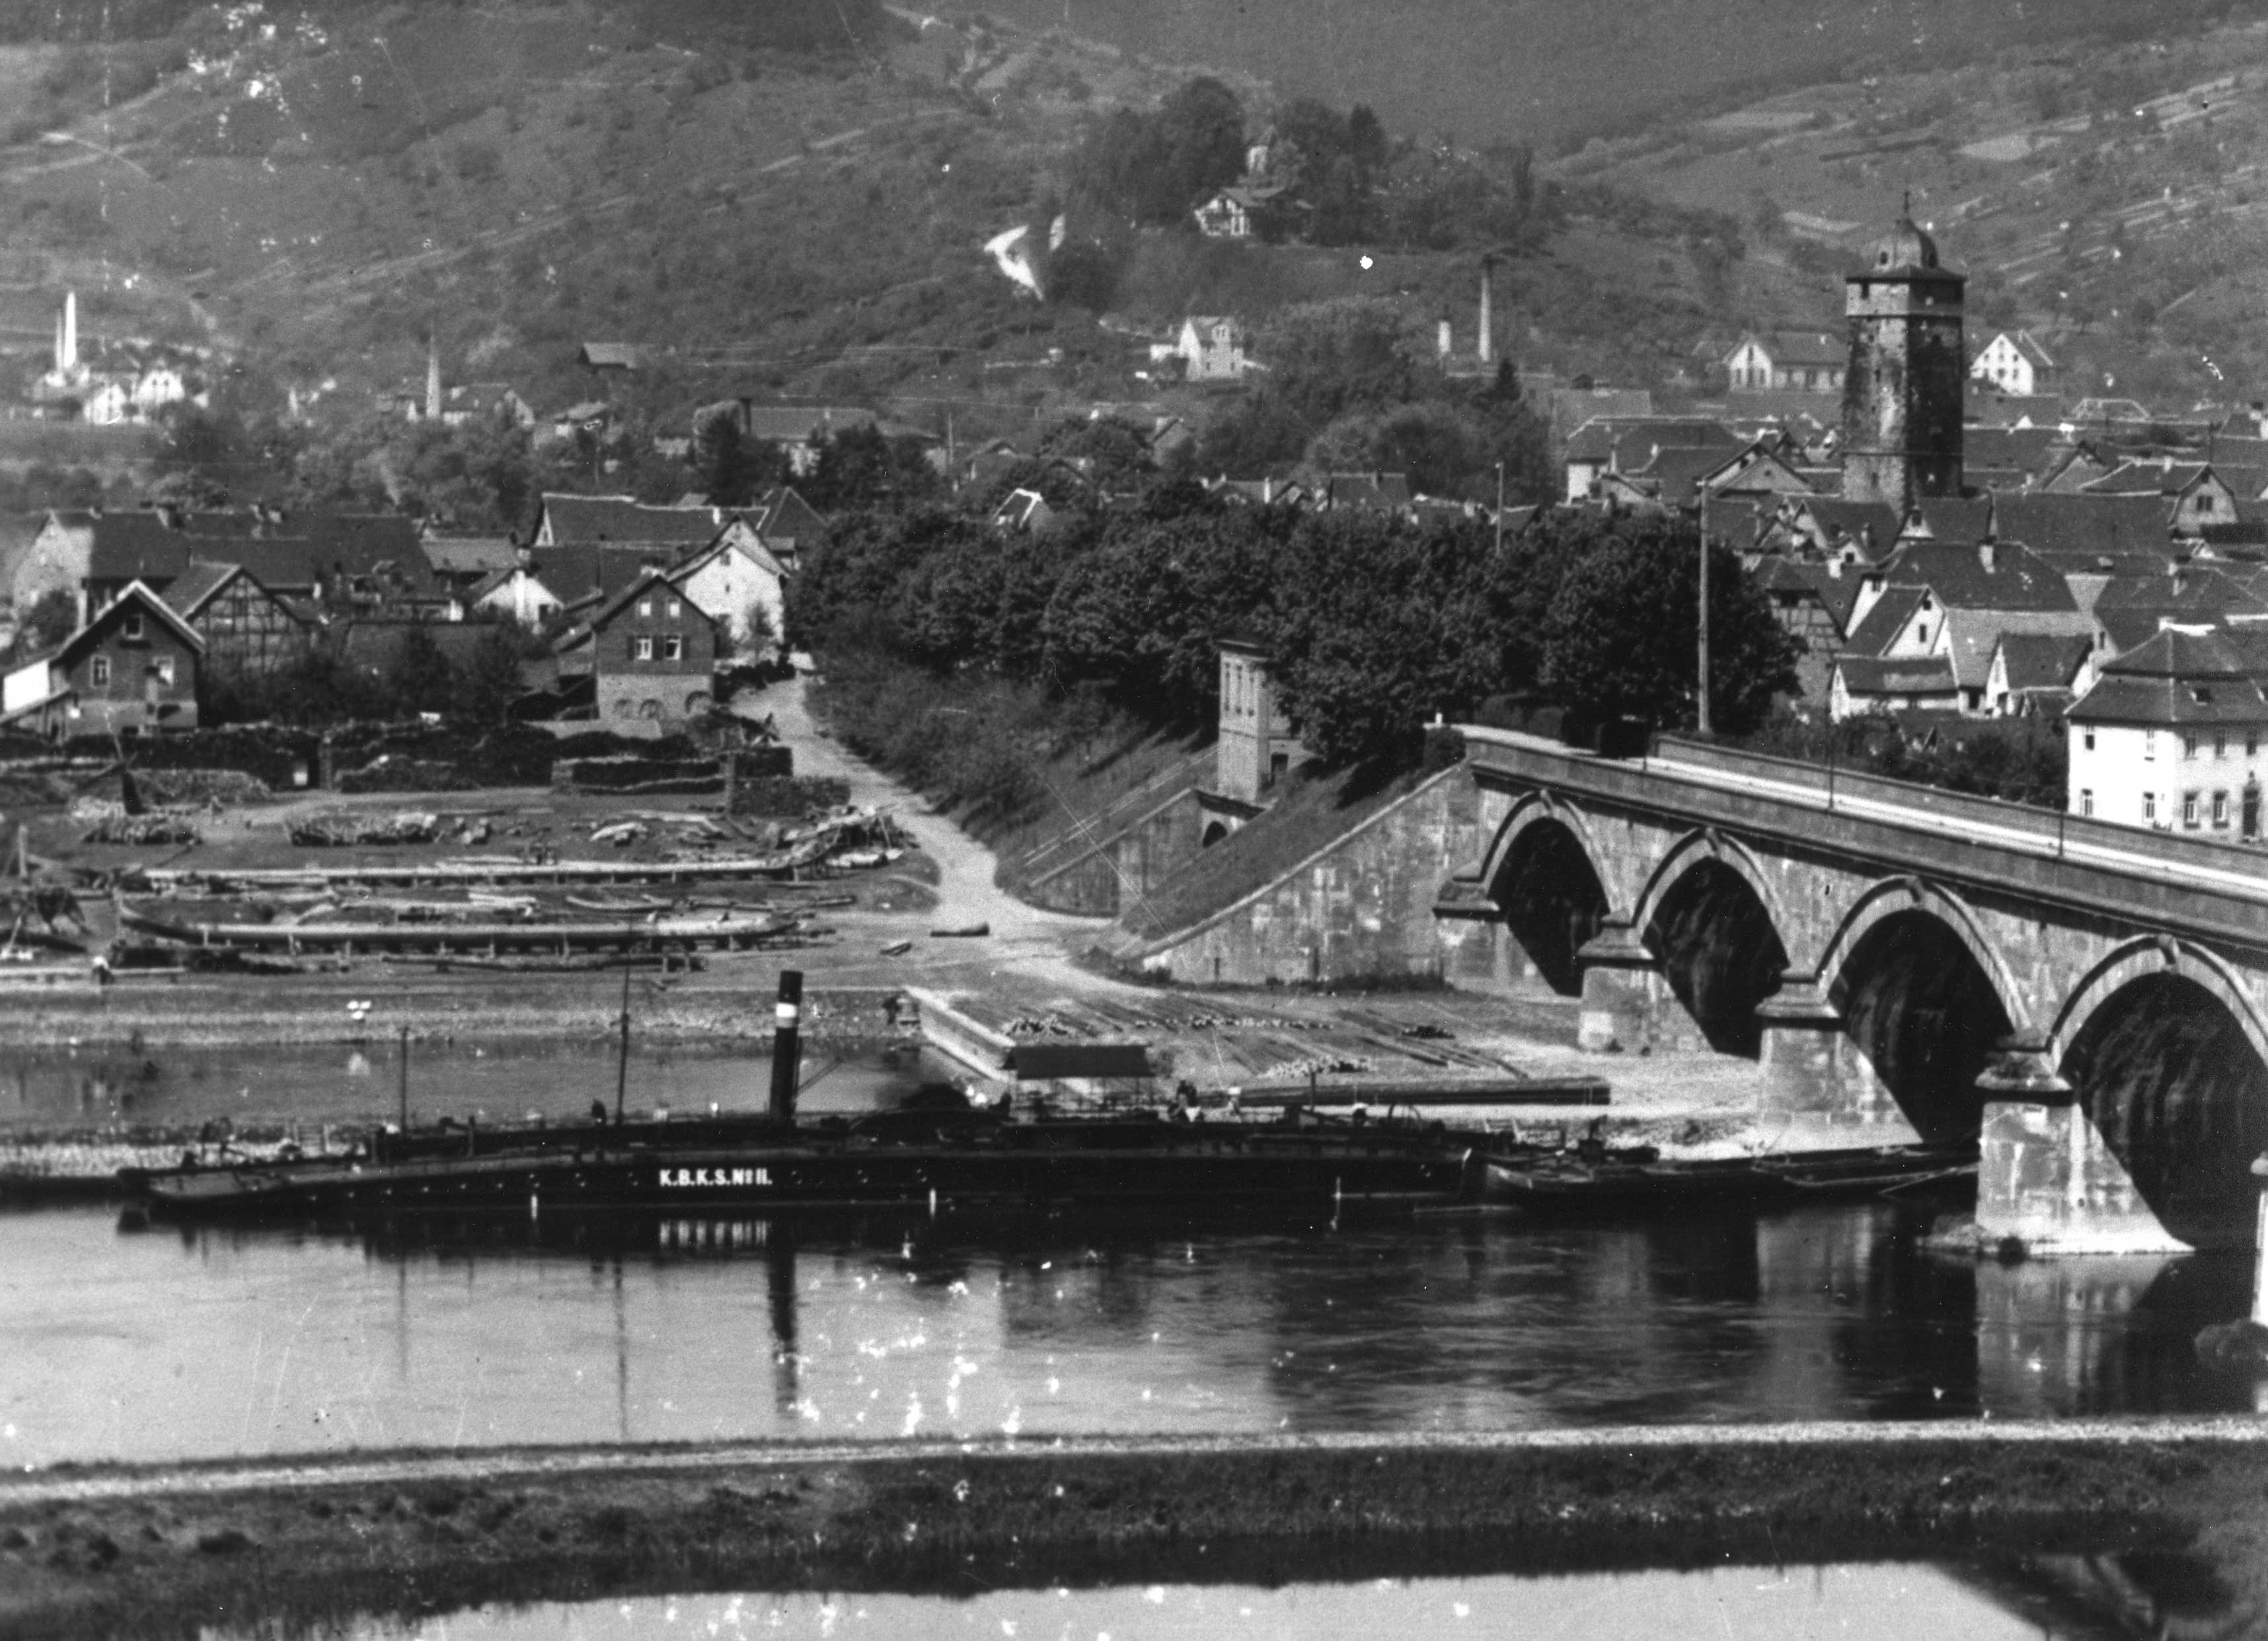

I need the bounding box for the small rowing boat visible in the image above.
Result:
[1483,1140,1975,1211]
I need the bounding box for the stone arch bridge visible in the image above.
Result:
[1439,728,2268,1254]
[1126,725,2268,1255]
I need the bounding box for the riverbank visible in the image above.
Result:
[0,1422,2258,1640]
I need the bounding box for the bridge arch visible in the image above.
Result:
[1480,793,1616,998]
[1630,828,1790,946]
[1633,829,1792,1056]
[2053,938,2268,1072]
[1813,877,2029,1029]
[2053,938,2268,1246]
[1816,878,2027,1143]
[1478,792,1625,915]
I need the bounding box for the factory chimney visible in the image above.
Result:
[61,291,77,374]
[424,334,443,422]
[1477,255,1496,365]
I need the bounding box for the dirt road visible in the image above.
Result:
[767,673,1116,966]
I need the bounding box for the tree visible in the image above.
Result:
[1304,401,1483,498]
[149,404,258,500]
[452,621,532,725]
[1199,297,1419,474]
[386,418,539,533]
[1262,510,1495,763]
[692,410,780,507]
[9,590,76,660]
[1035,415,1156,492]
[1044,236,1120,310]
[1155,77,1246,210]
[804,425,941,512]
[1067,76,1244,226]
[1540,521,1798,735]
[386,624,457,719]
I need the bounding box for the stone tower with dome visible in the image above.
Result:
[1839,208,1965,510]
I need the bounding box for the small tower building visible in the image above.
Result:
[1214,640,1302,808]
[1840,210,1965,512]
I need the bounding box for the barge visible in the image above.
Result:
[118,1104,1484,1220]
[116,971,1487,1222]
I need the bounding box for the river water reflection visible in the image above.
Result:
[0,1038,923,1132]
[256,1560,2206,1641]
[3,1196,2259,1467]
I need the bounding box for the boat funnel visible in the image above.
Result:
[769,970,803,1123]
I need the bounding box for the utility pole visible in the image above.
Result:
[613,949,632,1124]
[1493,461,1505,553]
[1696,487,1713,736]
[397,1023,410,1131]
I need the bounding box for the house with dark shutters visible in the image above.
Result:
[552,566,721,731]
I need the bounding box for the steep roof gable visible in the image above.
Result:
[1842,585,1928,658]
[537,494,722,547]
[1994,492,2171,558]
[582,564,716,634]
[1993,631,2092,693]
[1877,539,2077,613]
[61,580,206,666]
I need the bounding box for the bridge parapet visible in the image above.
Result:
[1459,726,2268,961]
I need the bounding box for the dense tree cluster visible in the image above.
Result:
[145,402,934,537]
[1064,76,1545,254]
[202,621,537,730]
[1198,300,1553,503]
[791,468,1797,771]
[1066,77,1248,229]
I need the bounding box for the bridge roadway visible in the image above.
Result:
[1644,746,2268,909]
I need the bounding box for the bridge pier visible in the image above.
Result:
[1973,1031,2191,1256]
[1575,921,1669,1053]
[1754,981,1908,1133]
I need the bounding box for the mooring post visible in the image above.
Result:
[770,968,804,1124]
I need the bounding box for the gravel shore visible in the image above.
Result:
[3,1422,2259,1641]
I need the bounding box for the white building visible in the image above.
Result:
[469,564,567,629]
[2065,625,2268,838]
[132,366,188,416]
[669,522,787,663]
[1722,331,1845,393]
[1169,317,1252,383]
[1971,331,2060,399]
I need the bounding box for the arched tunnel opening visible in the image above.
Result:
[1642,861,1787,1057]
[1831,910,2011,1144]
[1492,821,1608,997]
[2062,975,2268,1248]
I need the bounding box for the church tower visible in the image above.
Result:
[1840,210,1964,510]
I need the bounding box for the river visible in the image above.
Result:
[2,1192,2257,1469]
[2,1038,2261,1470]
[282,1559,2215,1641]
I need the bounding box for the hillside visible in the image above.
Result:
[3,0,2262,475]
[1569,12,2268,405]
[973,0,2249,153]
[0,1,1745,460]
